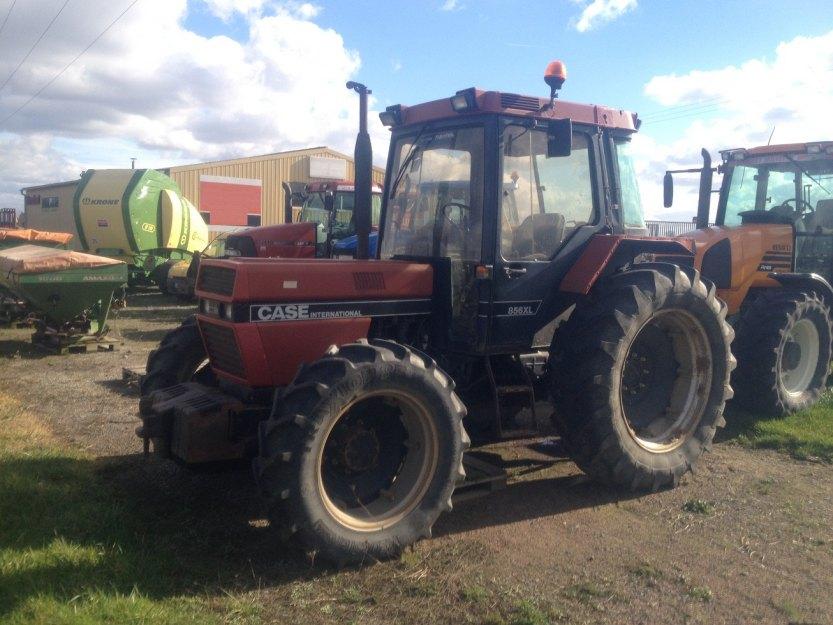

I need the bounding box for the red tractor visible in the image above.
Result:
[139,65,734,563]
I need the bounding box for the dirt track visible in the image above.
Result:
[1,290,831,625]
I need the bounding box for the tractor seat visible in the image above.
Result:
[809,199,833,233]
[511,213,565,259]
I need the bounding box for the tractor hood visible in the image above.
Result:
[193,257,434,387]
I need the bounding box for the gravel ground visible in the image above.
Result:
[1,290,832,625]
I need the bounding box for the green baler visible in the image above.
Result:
[73,169,208,286]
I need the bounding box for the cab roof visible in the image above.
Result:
[723,142,833,159]
[396,89,639,133]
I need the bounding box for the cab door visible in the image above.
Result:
[488,122,604,349]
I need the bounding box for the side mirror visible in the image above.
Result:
[663,171,673,208]
[547,118,572,157]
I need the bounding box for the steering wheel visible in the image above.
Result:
[777,198,814,216]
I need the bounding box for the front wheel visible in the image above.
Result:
[550,264,735,491]
[254,339,468,564]
[732,290,832,415]
[140,315,214,396]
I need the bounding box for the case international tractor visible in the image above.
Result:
[139,64,736,563]
[664,143,833,416]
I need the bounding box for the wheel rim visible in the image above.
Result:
[317,390,439,532]
[621,309,713,453]
[780,318,820,396]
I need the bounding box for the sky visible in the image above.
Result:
[1,0,833,219]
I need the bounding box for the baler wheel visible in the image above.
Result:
[732,290,832,416]
[140,315,214,396]
[549,263,735,491]
[254,339,469,564]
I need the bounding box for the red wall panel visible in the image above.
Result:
[199,176,262,226]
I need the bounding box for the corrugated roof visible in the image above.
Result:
[165,146,384,174]
[20,179,79,192]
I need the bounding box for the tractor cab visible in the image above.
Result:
[377,83,650,351]
[297,181,383,255]
[716,144,833,281]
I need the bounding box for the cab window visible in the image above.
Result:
[501,123,595,261]
[613,137,646,229]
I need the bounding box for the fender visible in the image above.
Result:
[768,272,833,304]
[559,234,694,295]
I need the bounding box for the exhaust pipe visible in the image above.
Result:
[695,148,713,230]
[347,81,372,260]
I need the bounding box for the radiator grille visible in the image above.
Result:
[501,93,541,111]
[198,266,236,296]
[353,271,386,290]
[200,322,246,378]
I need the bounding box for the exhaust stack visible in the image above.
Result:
[347,81,373,260]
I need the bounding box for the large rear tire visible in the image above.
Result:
[140,315,214,396]
[550,264,735,491]
[254,339,469,564]
[732,290,832,416]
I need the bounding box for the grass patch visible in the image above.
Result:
[510,600,550,625]
[460,585,489,602]
[682,499,714,515]
[686,586,713,602]
[627,561,663,581]
[722,393,833,462]
[771,598,802,620]
[0,393,271,625]
[563,581,613,606]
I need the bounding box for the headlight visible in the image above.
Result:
[202,299,220,316]
[224,304,234,320]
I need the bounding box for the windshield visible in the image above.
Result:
[299,191,382,242]
[203,233,229,258]
[721,156,833,229]
[614,137,646,229]
[381,126,485,260]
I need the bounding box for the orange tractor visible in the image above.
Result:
[664,143,833,415]
[139,64,736,563]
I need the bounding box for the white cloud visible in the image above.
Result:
[440,0,461,12]
[0,134,79,209]
[636,29,833,219]
[203,0,319,21]
[0,0,388,211]
[574,0,636,32]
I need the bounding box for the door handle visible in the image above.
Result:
[504,266,527,278]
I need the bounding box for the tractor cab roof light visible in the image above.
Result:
[720,148,747,162]
[450,88,477,113]
[807,144,822,154]
[379,104,403,127]
[543,60,567,109]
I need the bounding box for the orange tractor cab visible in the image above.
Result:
[664,143,833,415]
[139,64,734,563]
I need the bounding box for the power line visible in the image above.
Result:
[641,102,729,125]
[0,0,140,127]
[0,0,17,41]
[0,0,71,93]
[640,94,726,118]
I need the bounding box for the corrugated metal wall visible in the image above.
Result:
[167,148,385,226]
[22,182,83,250]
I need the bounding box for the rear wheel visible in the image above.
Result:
[550,264,735,491]
[733,290,832,415]
[254,339,468,563]
[140,315,214,396]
